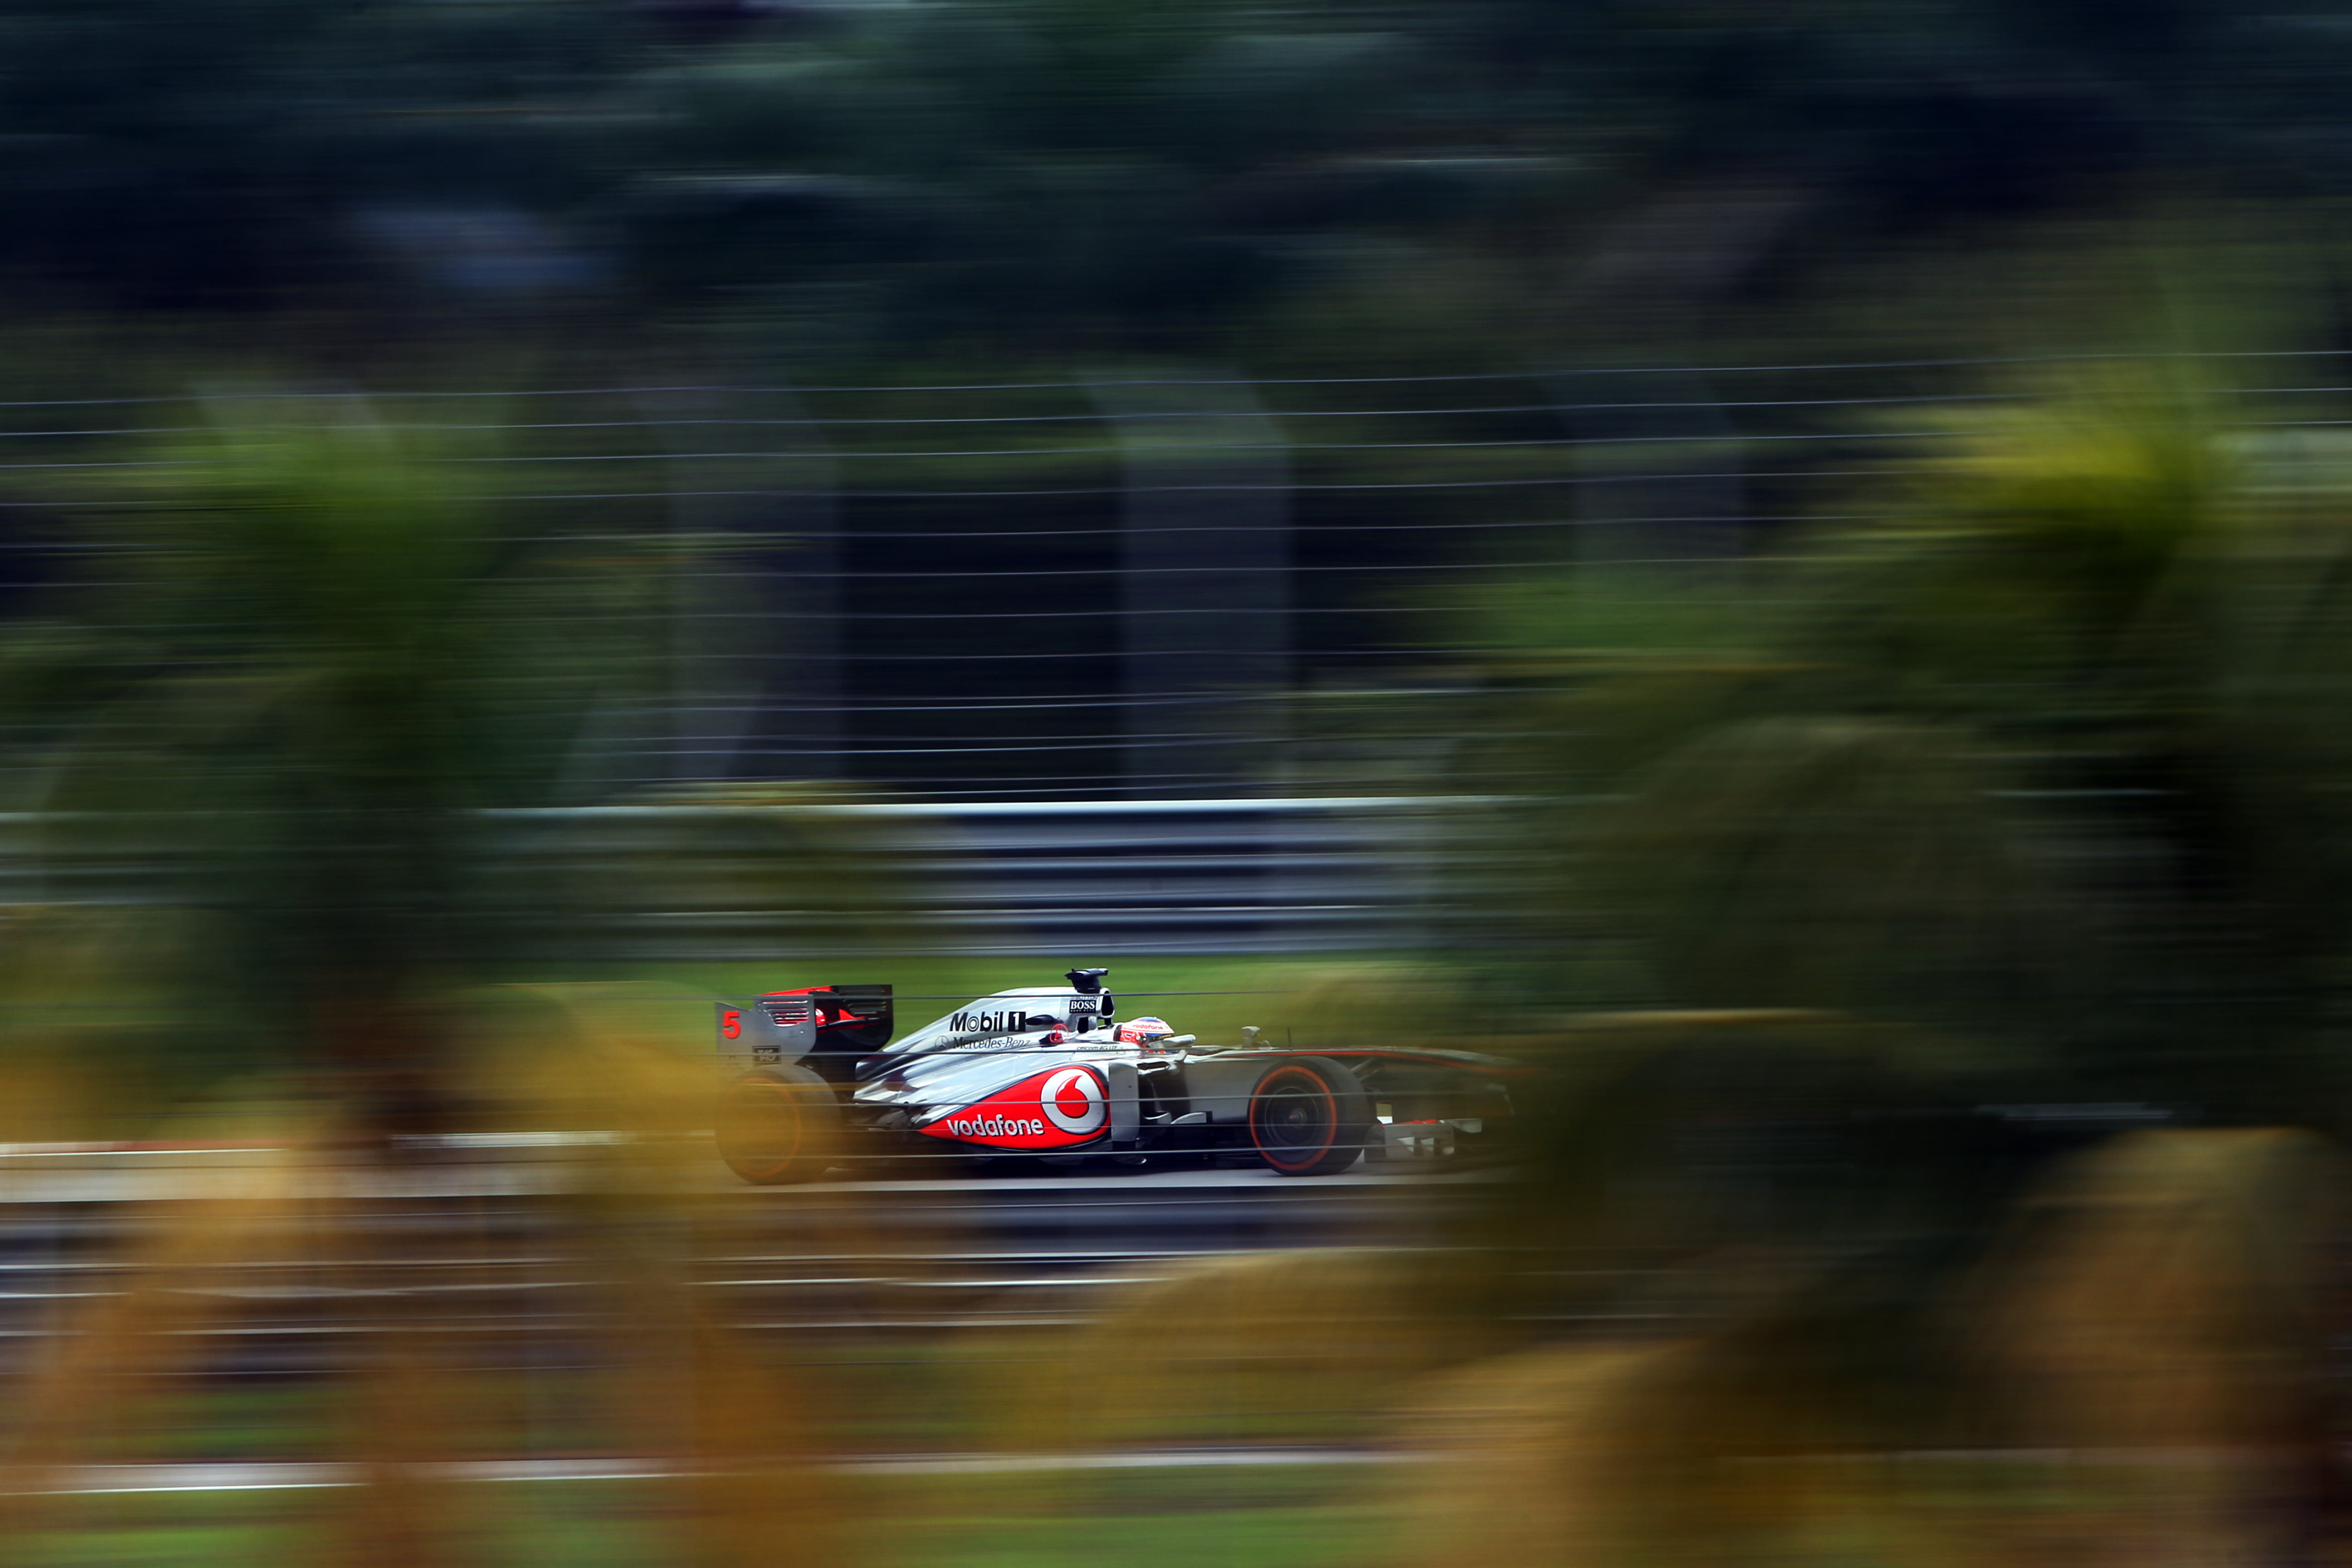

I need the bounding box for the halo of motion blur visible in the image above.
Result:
[710,968,1519,1179]
[712,1064,840,1185]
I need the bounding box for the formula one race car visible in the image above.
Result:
[711,969,1520,1183]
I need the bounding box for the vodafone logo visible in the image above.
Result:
[1039,1067,1107,1136]
[920,1064,1111,1149]
[947,1114,1046,1138]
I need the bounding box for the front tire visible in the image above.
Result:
[1247,1057,1372,1176]
[715,1065,838,1185]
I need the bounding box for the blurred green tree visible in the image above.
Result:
[1,0,2347,360]
[0,399,661,1119]
[1481,372,2352,1120]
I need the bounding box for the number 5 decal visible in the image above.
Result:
[721,1008,742,1040]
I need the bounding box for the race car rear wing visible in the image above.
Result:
[715,985,893,1081]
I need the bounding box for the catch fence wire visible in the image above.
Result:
[2,356,2349,800]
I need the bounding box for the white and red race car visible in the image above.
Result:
[711,969,1520,1182]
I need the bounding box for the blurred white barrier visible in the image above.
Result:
[0,794,1493,955]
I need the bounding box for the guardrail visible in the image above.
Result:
[0,795,1494,956]
[849,795,1470,954]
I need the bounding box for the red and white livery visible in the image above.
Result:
[710,968,1521,1184]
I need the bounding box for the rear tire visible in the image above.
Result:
[715,1065,838,1185]
[1247,1057,1372,1176]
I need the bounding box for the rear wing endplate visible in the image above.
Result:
[715,985,894,1073]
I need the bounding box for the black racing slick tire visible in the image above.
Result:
[1247,1057,1372,1176]
[715,1064,838,1185]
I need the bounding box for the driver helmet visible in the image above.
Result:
[1117,1016,1176,1050]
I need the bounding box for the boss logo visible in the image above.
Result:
[1068,996,1101,1014]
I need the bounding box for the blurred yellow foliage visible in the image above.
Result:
[1390,1127,2346,1568]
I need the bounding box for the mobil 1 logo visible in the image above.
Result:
[951,1009,1032,1034]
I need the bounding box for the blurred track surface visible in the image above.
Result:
[0,1150,1495,1359]
[36,1447,1426,1495]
